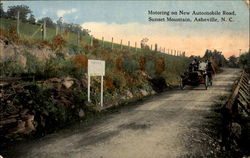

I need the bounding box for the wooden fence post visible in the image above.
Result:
[42,20,46,40]
[90,35,93,46]
[120,39,123,50]
[135,42,137,52]
[77,31,80,46]
[17,11,20,36]
[102,37,104,47]
[111,37,114,49]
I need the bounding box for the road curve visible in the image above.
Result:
[8,68,241,158]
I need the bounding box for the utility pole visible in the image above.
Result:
[128,41,130,50]
[239,49,242,57]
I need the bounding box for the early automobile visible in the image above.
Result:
[180,61,212,90]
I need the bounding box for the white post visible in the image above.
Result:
[128,41,130,50]
[135,42,137,52]
[101,75,104,107]
[88,75,91,102]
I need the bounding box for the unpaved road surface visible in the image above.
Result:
[5,68,241,158]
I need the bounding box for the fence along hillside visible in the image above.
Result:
[0,17,187,57]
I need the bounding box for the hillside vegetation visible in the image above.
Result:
[0,18,190,145]
[0,18,141,51]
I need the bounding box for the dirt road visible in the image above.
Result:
[6,68,241,158]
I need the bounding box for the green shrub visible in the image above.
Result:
[122,58,140,73]
[23,51,44,75]
[43,57,82,79]
[145,60,156,78]
[106,70,126,90]
[0,57,25,77]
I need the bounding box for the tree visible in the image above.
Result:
[140,38,149,49]
[37,17,55,28]
[239,51,250,69]
[27,14,36,24]
[228,55,238,68]
[203,49,212,59]
[6,5,32,21]
[203,49,226,67]
[0,2,5,18]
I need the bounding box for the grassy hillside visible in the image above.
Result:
[0,18,142,51]
[0,18,89,43]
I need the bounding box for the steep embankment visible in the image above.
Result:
[0,26,190,149]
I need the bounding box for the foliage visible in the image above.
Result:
[155,57,165,75]
[43,57,78,78]
[115,58,123,71]
[73,53,88,70]
[37,17,55,28]
[5,25,19,42]
[93,38,100,48]
[50,35,66,51]
[227,55,238,68]
[23,51,44,75]
[0,2,5,18]
[0,57,25,77]
[104,76,116,92]
[239,52,250,69]
[109,71,126,90]
[6,5,32,21]
[145,60,156,77]
[203,49,226,67]
[140,37,149,49]
[122,58,140,74]
[138,56,146,71]
[27,14,36,24]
